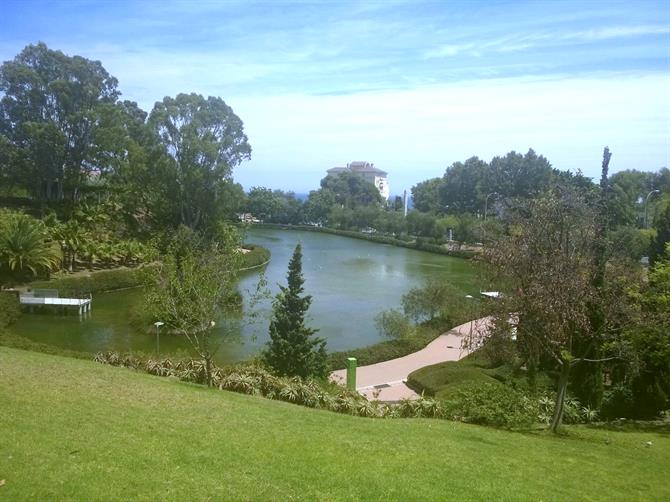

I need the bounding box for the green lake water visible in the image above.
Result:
[9,228,481,364]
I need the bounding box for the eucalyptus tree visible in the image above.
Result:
[148,93,251,233]
[0,42,121,201]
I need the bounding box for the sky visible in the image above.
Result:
[1,0,669,194]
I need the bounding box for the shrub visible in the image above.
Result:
[29,264,155,296]
[0,290,21,328]
[442,383,540,428]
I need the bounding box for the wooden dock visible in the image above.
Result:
[20,291,92,315]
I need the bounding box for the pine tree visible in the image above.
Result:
[263,243,327,378]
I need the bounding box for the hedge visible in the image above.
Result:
[0,290,21,328]
[256,223,476,259]
[28,265,155,297]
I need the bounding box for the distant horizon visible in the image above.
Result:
[1,0,668,193]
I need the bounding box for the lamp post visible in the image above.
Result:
[154,321,164,358]
[465,294,474,352]
[644,190,661,228]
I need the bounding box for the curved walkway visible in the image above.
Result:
[330,316,493,402]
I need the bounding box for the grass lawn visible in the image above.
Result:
[1,347,668,501]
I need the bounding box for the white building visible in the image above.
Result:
[327,161,389,200]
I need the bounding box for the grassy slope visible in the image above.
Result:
[1,347,668,501]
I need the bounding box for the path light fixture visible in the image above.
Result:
[154,321,164,357]
[644,189,661,228]
[465,295,475,352]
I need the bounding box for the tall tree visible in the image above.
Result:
[439,156,488,213]
[263,243,327,378]
[148,93,251,232]
[411,177,443,213]
[487,182,627,432]
[0,42,120,201]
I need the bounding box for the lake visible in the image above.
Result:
[9,228,480,364]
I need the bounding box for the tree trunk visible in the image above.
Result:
[550,362,571,433]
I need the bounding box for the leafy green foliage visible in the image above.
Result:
[401,278,466,323]
[374,309,413,340]
[263,244,327,378]
[0,212,60,285]
[319,171,383,209]
[0,42,120,201]
[144,227,242,385]
[148,93,251,233]
[441,383,540,428]
[0,290,20,328]
[29,265,153,296]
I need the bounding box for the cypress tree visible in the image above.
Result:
[263,243,327,378]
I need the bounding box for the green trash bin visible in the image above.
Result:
[346,357,357,391]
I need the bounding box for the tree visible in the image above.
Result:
[144,226,242,386]
[148,93,251,233]
[319,172,383,209]
[486,167,629,432]
[651,196,670,264]
[374,309,413,340]
[488,149,553,200]
[246,187,303,224]
[401,278,462,323]
[605,243,670,418]
[263,243,327,378]
[303,189,336,225]
[411,177,443,213]
[0,42,120,201]
[439,156,487,213]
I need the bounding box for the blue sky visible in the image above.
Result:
[1,0,669,193]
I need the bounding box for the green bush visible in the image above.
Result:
[442,382,540,428]
[28,264,155,296]
[408,357,503,399]
[0,290,21,328]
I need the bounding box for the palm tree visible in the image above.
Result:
[0,215,60,284]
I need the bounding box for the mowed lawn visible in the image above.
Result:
[1,347,668,501]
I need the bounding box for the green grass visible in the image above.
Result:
[1,347,668,501]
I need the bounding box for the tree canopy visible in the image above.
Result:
[148,93,251,233]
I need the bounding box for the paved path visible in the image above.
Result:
[330,316,493,401]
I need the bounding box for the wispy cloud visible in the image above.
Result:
[1,0,668,191]
[425,24,670,59]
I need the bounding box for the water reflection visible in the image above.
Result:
[11,228,480,364]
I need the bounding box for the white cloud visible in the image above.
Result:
[231,73,670,192]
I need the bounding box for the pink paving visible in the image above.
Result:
[330,316,493,402]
